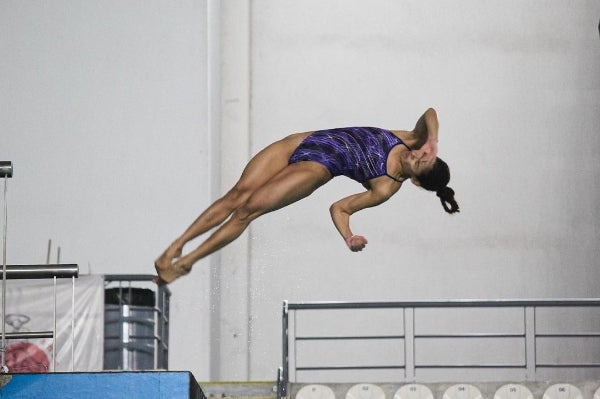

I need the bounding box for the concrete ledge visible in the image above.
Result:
[200,381,277,399]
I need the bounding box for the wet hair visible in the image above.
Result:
[416,157,460,214]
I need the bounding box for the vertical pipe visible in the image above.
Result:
[53,276,57,371]
[158,285,163,369]
[46,240,52,264]
[404,307,415,380]
[292,307,297,383]
[154,287,158,370]
[154,285,160,370]
[524,306,536,380]
[118,281,127,370]
[281,301,289,399]
[1,177,7,372]
[71,276,75,371]
[207,0,222,381]
[218,0,252,380]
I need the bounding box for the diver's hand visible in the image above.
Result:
[412,139,438,164]
[345,235,368,252]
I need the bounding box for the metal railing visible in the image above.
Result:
[2,162,79,372]
[278,299,600,399]
[1,264,79,372]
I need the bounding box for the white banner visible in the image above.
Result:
[3,275,104,372]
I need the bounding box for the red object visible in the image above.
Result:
[6,342,50,373]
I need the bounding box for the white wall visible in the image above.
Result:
[1,0,599,383]
[1,0,213,378]
[244,0,600,380]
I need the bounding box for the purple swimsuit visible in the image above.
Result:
[288,127,410,183]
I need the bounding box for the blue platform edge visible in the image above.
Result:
[0,371,205,399]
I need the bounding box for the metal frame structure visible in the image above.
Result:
[278,299,600,399]
[104,274,171,370]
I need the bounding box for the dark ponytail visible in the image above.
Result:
[416,157,460,214]
[436,186,459,214]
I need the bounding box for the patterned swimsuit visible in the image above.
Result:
[288,127,410,183]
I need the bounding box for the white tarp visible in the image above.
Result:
[3,275,104,372]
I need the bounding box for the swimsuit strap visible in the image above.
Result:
[385,133,410,183]
[385,173,405,183]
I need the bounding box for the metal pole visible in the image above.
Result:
[156,285,162,369]
[1,174,9,373]
[3,264,78,279]
[53,276,57,371]
[404,306,415,380]
[280,300,289,399]
[521,305,535,380]
[71,275,75,371]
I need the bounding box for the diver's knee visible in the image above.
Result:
[225,185,252,208]
[232,200,262,224]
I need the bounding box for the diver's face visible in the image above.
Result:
[402,150,435,176]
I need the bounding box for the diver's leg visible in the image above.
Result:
[155,133,310,273]
[156,161,330,284]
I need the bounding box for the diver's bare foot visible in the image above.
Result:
[154,257,192,285]
[155,242,182,269]
[154,243,183,284]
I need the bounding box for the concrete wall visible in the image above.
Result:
[2,0,599,382]
[240,0,600,381]
[1,0,213,378]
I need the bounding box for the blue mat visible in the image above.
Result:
[0,371,204,399]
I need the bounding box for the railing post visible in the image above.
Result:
[524,306,536,380]
[277,301,290,399]
[72,275,75,371]
[52,276,57,371]
[1,163,12,372]
[279,300,289,399]
[404,306,415,380]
